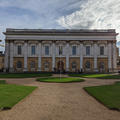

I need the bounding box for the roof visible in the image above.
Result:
[4,28,116,33]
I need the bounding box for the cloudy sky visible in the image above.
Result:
[0,0,120,51]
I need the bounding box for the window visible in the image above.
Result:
[45,46,49,55]
[44,61,49,71]
[30,61,35,68]
[72,46,77,55]
[86,46,90,56]
[100,46,104,55]
[99,62,104,69]
[31,46,36,55]
[72,62,77,70]
[17,61,22,68]
[85,61,90,69]
[59,46,63,55]
[18,45,22,55]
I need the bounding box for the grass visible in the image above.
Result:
[36,77,85,83]
[84,82,120,111]
[0,83,37,110]
[0,73,52,78]
[69,73,120,79]
[0,80,6,84]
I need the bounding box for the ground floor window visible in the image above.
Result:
[44,61,49,71]
[99,62,105,71]
[85,61,90,69]
[30,61,35,68]
[72,62,77,71]
[17,61,22,68]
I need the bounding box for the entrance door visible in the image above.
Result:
[57,61,64,72]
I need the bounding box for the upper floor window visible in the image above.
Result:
[45,46,49,55]
[86,46,90,56]
[31,46,36,55]
[59,46,63,55]
[72,46,77,55]
[100,46,104,55]
[18,45,22,55]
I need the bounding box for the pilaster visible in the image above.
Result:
[38,42,42,71]
[23,42,28,72]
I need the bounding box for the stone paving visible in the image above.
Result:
[0,77,120,120]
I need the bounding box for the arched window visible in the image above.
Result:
[17,61,22,68]
[44,61,49,71]
[85,61,90,69]
[72,62,77,69]
[30,61,35,68]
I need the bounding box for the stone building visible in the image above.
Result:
[3,28,118,73]
[0,51,4,72]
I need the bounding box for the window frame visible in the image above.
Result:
[85,61,90,69]
[100,46,104,56]
[30,61,35,68]
[16,61,22,68]
[17,45,22,55]
[86,46,90,56]
[45,45,49,56]
[31,45,36,55]
[58,46,63,55]
[72,46,77,55]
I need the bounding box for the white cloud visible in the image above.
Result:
[57,0,120,41]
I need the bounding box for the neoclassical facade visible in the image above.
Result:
[4,28,118,73]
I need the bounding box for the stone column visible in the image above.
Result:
[23,42,28,72]
[4,41,9,72]
[9,41,14,72]
[94,43,98,72]
[113,42,117,71]
[66,42,69,72]
[108,42,112,72]
[80,43,83,72]
[52,42,55,71]
[38,42,42,71]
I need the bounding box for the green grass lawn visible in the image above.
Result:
[69,73,120,79]
[0,73,52,78]
[36,77,85,83]
[0,80,6,84]
[84,82,120,110]
[0,83,37,110]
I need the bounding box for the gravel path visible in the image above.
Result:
[0,78,120,120]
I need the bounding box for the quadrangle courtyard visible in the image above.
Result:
[0,75,120,120]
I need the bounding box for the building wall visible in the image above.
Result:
[4,29,118,73]
[0,56,4,71]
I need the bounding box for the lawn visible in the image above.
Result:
[36,77,84,83]
[0,83,37,110]
[69,73,120,79]
[0,80,6,84]
[84,82,120,110]
[0,73,52,78]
